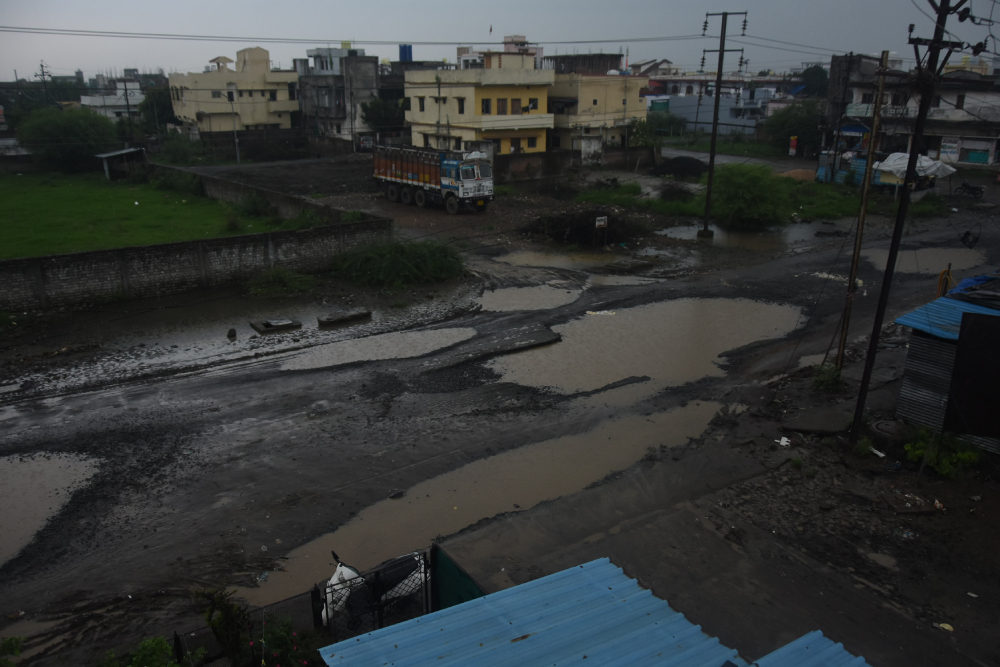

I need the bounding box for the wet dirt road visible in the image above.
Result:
[0,216,997,665]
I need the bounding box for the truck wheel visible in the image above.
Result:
[445,196,460,215]
[386,184,400,203]
[414,189,427,207]
[400,187,414,205]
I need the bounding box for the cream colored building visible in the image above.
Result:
[169,47,299,133]
[405,52,554,154]
[548,74,648,150]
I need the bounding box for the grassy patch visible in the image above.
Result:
[575,184,703,217]
[790,457,803,470]
[853,437,874,457]
[247,268,315,296]
[667,137,785,159]
[333,241,464,288]
[341,210,367,223]
[0,172,251,259]
[493,184,517,196]
[813,362,842,392]
[904,428,980,477]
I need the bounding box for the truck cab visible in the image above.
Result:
[442,153,494,207]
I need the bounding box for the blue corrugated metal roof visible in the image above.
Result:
[319,558,749,666]
[753,630,871,667]
[895,296,1000,340]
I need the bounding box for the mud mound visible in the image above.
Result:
[522,207,644,247]
[779,169,817,182]
[650,156,708,180]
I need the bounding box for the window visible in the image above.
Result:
[583,128,591,134]
[671,85,679,94]
[335,124,341,134]
[622,98,626,105]
[115,111,123,117]
[510,138,521,152]
[592,99,598,106]
[932,95,941,108]
[497,98,508,115]
[861,92,874,104]
[481,98,491,114]
[212,91,223,98]
[511,98,522,114]
[478,163,492,178]
[891,93,903,106]
[460,165,476,180]
[269,90,277,101]
[685,85,693,94]
[956,94,966,109]
[239,91,244,98]
[424,134,431,147]
[528,98,538,111]
[227,91,234,102]
[457,97,465,114]
[418,96,425,112]
[527,137,537,148]
[288,83,297,101]
[551,135,561,148]
[454,137,462,150]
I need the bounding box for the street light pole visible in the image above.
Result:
[229,96,241,166]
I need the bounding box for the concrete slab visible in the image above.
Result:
[249,318,302,334]
[317,308,372,327]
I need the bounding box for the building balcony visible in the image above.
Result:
[406,69,555,87]
[845,103,912,118]
[553,113,645,129]
[409,113,554,130]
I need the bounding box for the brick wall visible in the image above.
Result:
[0,219,392,311]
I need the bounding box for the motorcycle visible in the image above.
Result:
[955,181,984,198]
[320,550,426,628]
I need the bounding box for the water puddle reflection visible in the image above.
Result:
[0,453,99,565]
[477,286,581,312]
[488,298,802,398]
[658,219,855,252]
[238,400,721,605]
[862,247,985,274]
[282,328,476,371]
[586,275,658,287]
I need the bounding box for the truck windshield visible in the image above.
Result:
[460,166,477,181]
[477,163,493,179]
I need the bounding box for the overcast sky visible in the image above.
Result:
[1,0,996,81]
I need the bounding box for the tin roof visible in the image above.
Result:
[319,558,749,666]
[895,296,1000,340]
[753,630,871,667]
[94,147,146,159]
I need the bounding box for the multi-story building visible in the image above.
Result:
[405,51,554,153]
[80,80,145,121]
[294,46,380,142]
[169,48,298,133]
[547,72,649,149]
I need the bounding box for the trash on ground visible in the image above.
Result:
[967,592,979,598]
[894,527,916,540]
[775,437,791,447]
[934,622,954,632]
[586,310,616,316]
[934,499,945,511]
[250,318,303,334]
[870,447,886,458]
[318,308,372,327]
[970,495,981,501]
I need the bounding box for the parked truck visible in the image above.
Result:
[373,146,494,214]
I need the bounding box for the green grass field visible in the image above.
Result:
[0,172,249,260]
[666,138,786,159]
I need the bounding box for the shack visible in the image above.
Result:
[95,147,147,180]
[895,273,1000,453]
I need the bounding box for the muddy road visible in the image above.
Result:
[1,167,999,665]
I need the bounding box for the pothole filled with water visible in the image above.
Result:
[0,452,99,565]
[281,328,476,371]
[658,219,855,252]
[498,250,615,271]
[477,286,581,312]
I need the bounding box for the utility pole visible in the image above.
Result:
[700,11,747,238]
[122,79,134,145]
[829,54,853,183]
[229,96,241,166]
[36,61,50,104]
[837,51,889,370]
[849,0,966,442]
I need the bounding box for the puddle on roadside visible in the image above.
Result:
[498,250,614,271]
[477,286,581,312]
[0,453,99,565]
[635,247,702,268]
[797,353,828,369]
[281,328,476,371]
[862,247,985,274]
[488,298,802,400]
[658,219,854,252]
[237,400,721,605]
[586,275,657,287]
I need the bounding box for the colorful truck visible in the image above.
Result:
[373,146,494,214]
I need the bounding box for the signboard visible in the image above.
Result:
[595,216,608,228]
[789,136,798,157]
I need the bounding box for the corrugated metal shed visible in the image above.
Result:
[753,630,871,667]
[896,331,956,431]
[319,558,749,666]
[895,297,1000,341]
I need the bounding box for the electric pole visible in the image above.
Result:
[229,96,241,166]
[836,51,889,371]
[849,0,966,442]
[829,54,853,183]
[122,79,134,145]
[35,61,50,104]
[700,11,747,239]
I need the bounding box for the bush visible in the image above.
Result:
[151,169,204,196]
[813,362,842,392]
[222,204,243,232]
[711,164,791,230]
[95,636,204,667]
[260,617,323,666]
[17,107,119,172]
[237,191,278,220]
[1,637,24,667]
[194,589,250,666]
[853,437,873,457]
[341,210,366,223]
[764,99,824,155]
[333,241,464,288]
[904,428,980,477]
[159,133,206,165]
[247,268,315,296]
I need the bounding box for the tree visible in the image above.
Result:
[138,86,178,134]
[801,65,829,97]
[764,99,824,156]
[17,107,119,172]
[757,69,772,77]
[360,97,405,133]
[712,164,791,231]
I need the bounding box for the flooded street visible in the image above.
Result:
[281,328,476,371]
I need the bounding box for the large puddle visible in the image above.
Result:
[238,400,721,605]
[487,298,802,398]
[658,219,855,252]
[862,247,985,274]
[0,453,99,565]
[477,286,581,312]
[281,328,476,371]
[498,250,614,271]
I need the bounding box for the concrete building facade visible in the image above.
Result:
[548,74,648,149]
[169,47,298,133]
[405,52,554,154]
[294,47,380,143]
[80,80,144,120]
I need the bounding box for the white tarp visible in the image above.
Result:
[873,152,957,178]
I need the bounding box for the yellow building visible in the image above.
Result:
[169,47,299,133]
[548,74,648,149]
[405,52,554,154]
